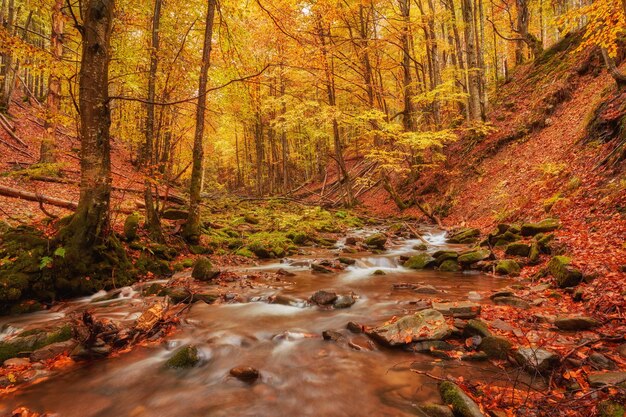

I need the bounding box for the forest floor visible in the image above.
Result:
[0,39,626,417]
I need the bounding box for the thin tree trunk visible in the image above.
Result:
[461,0,482,120]
[40,0,63,163]
[142,0,164,242]
[399,0,418,131]
[183,0,216,242]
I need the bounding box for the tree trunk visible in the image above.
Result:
[183,0,216,243]
[60,0,124,281]
[399,0,418,132]
[601,48,626,90]
[0,0,14,111]
[461,0,482,121]
[142,0,164,242]
[315,14,355,206]
[39,0,63,163]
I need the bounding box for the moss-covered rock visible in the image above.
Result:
[479,336,513,359]
[438,381,485,417]
[446,228,481,244]
[413,243,428,251]
[548,256,582,288]
[464,319,491,337]
[0,325,72,362]
[520,218,560,236]
[404,253,436,269]
[495,259,521,276]
[439,260,461,272]
[149,244,178,261]
[528,242,541,264]
[191,257,220,282]
[135,254,172,276]
[364,233,387,249]
[504,242,531,257]
[246,232,294,258]
[123,213,140,241]
[458,249,491,266]
[434,251,458,265]
[164,345,199,369]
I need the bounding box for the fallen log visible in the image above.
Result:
[0,185,134,214]
[28,175,187,205]
[0,184,77,210]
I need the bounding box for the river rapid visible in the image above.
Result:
[0,228,513,417]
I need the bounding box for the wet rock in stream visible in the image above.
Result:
[310,290,337,305]
[229,366,260,383]
[366,309,452,346]
[164,345,199,369]
[513,347,560,374]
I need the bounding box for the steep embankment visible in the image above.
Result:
[357,36,626,295]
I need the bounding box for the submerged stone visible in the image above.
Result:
[310,290,338,306]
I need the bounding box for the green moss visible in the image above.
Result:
[438,381,484,417]
[479,336,512,359]
[192,257,219,281]
[549,255,582,288]
[439,259,460,272]
[0,325,71,362]
[164,345,199,369]
[495,259,521,276]
[235,248,254,258]
[405,253,436,269]
[123,213,140,241]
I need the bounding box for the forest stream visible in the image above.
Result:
[0,228,523,417]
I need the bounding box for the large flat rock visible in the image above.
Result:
[366,309,452,346]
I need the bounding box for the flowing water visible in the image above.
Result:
[0,229,513,417]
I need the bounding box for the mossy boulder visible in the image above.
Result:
[504,242,530,257]
[446,228,481,244]
[123,213,140,241]
[165,345,199,369]
[404,253,436,270]
[246,232,293,258]
[528,242,541,264]
[464,319,491,337]
[135,254,172,276]
[191,257,220,282]
[479,336,513,359]
[520,219,560,236]
[149,244,178,261]
[364,233,387,249]
[495,259,521,276]
[438,381,485,417]
[439,260,461,272]
[434,251,458,265]
[290,232,309,245]
[548,256,582,288]
[458,249,491,266]
[0,325,72,362]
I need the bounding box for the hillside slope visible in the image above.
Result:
[355,36,626,297]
